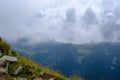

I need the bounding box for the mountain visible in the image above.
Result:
[12,41,120,80]
[0,37,78,80]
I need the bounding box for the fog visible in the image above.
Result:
[0,0,120,44]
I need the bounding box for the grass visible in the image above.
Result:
[41,67,68,80]
[7,54,69,80]
[70,76,83,80]
[1,51,83,80]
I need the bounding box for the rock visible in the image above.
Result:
[0,60,6,67]
[13,78,17,80]
[5,62,9,74]
[0,56,17,62]
[13,78,27,80]
[39,72,56,80]
[0,67,6,73]
[33,78,42,80]
[14,66,23,75]
[32,74,35,77]
[39,72,44,76]
[18,78,27,80]
[0,61,9,74]
[0,78,7,80]
[49,78,55,80]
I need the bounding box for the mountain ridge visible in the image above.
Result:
[0,37,81,80]
[12,40,120,80]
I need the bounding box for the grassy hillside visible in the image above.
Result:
[8,55,69,80]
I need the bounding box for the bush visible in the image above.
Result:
[0,38,10,54]
[11,50,18,56]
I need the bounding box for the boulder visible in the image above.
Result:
[0,56,17,62]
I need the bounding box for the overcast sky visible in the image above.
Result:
[0,0,120,44]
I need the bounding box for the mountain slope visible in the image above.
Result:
[12,41,120,80]
[0,37,73,80]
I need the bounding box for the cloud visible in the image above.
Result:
[100,12,120,41]
[0,0,120,44]
[81,8,97,25]
[65,8,76,23]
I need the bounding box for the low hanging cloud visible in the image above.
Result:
[0,0,120,44]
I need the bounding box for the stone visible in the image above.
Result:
[14,66,23,75]
[0,78,7,80]
[0,67,6,73]
[39,72,44,76]
[5,62,9,74]
[39,73,56,80]
[18,78,27,80]
[49,78,55,80]
[13,78,17,80]
[32,74,35,77]
[33,78,42,80]
[0,60,6,67]
[0,56,17,62]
